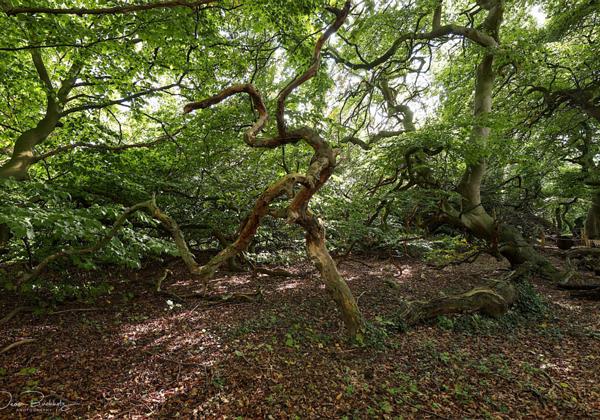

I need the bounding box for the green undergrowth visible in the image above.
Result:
[226,279,551,353]
[436,280,550,334]
[362,280,551,349]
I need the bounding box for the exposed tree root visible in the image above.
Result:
[555,267,600,295]
[557,277,600,291]
[0,338,36,355]
[396,280,517,326]
[393,266,537,328]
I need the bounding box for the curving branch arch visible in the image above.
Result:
[2,0,216,16]
[184,1,365,336]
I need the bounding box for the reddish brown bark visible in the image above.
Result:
[184,1,364,336]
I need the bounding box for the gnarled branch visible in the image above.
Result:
[18,197,199,285]
[183,1,364,336]
[275,2,352,135]
[3,0,216,16]
[31,133,175,163]
[329,23,497,71]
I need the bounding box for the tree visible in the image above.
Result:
[184,1,365,336]
[330,0,561,277]
[1,0,598,337]
[0,5,203,180]
[521,0,600,240]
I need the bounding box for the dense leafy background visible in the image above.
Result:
[0,0,598,300]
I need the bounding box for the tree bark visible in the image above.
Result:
[397,280,517,326]
[0,49,78,180]
[184,1,364,336]
[0,105,60,180]
[496,225,559,277]
[584,191,600,240]
[394,262,544,328]
[301,214,364,336]
[451,2,559,278]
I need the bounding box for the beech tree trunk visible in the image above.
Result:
[451,4,560,279]
[183,2,365,337]
[394,262,543,328]
[0,49,77,180]
[584,191,600,240]
[302,214,364,336]
[0,107,59,180]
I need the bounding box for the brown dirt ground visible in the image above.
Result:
[0,252,599,419]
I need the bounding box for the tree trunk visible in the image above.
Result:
[0,48,82,181]
[0,113,59,246]
[584,191,600,240]
[302,214,364,336]
[497,225,559,278]
[0,109,59,180]
[456,202,558,277]
[0,50,69,180]
[169,2,362,336]
[453,18,559,278]
[394,262,543,328]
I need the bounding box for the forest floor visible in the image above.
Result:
[1,250,599,419]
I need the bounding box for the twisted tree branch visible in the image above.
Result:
[3,0,216,16]
[183,1,364,335]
